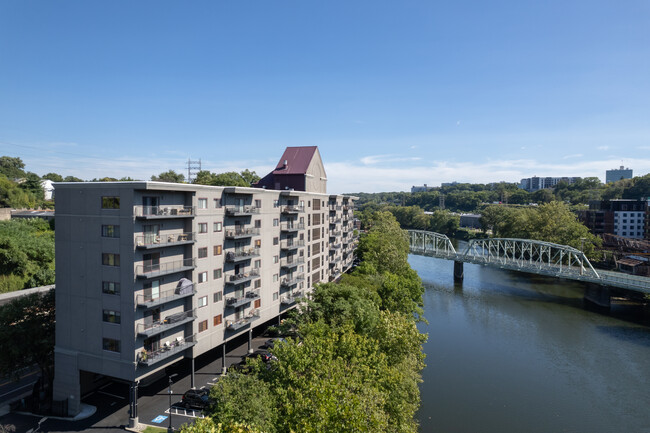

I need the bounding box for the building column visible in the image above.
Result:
[52,350,81,417]
[190,358,195,389]
[248,329,254,354]
[221,344,227,375]
[129,381,139,428]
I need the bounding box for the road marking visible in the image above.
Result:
[0,381,36,399]
[0,370,39,387]
[165,406,205,419]
[97,390,125,400]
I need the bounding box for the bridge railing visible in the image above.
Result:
[408,230,456,257]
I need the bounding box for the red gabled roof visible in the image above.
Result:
[272,146,318,175]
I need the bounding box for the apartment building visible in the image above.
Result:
[518,176,580,192]
[580,199,649,240]
[52,147,357,423]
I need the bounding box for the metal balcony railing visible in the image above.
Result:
[329,217,342,224]
[225,289,260,308]
[330,243,341,250]
[280,222,305,232]
[134,205,195,218]
[136,282,196,308]
[282,205,305,214]
[280,239,305,250]
[224,227,260,239]
[137,334,197,366]
[135,258,195,278]
[225,269,260,285]
[330,230,341,237]
[136,309,196,337]
[280,257,305,269]
[135,232,196,248]
[281,291,303,305]
[329,205,342,211]
[280,274,305,287]
[226,310,261,331]
[224,205,260,216]
[226,248,261,262]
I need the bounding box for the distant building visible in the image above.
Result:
[411,184,434,193]
[441,181,459,187]
[580,199,648,240]
[606,166,633,184]
[459,214,481,229]
[518,176,580,192]
[40,179,55,200]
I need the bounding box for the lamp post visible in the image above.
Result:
[168,373,178,433]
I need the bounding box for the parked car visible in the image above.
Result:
[244,349,278,363]
[261,337,287,350]
[181,388,210,410]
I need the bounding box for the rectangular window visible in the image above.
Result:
[101,196,120,209]
[199,296,208,307]
[273,255,279,264]
[312,271,321,284]
[254,279,261,289]
[313,213,320,225]
[313,199,320,210]
[198,223,208,233]
[273,200,279,208]
[102,253,120,267]
[255,199,262,209]
[103,310,121,324]
[273,218,279,227]
[213,291,223,302]
[273,292,279,301]
[214,314,222,326]
[214,222,222,232]
[255,239,261,248]
[255,260,261,268]
[102,338,121,353]
[101,225,120,238]
[213,268,222,279]
[214,245,222,255]
[198,198,208,209]
[312,256,320,269]
[313,228,320,241]
[254,299,261,309]
[102,281,120,295]
[273,237,279,245]
[255,220,262,229]
[313,243,320,255]
[214,198,221,208]
[199,320,208,332]
[199,271,208,283]
[273,273,279,282]
[198,247,208,258]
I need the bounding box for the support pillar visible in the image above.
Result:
[190,358,195,389]
[453,260,464,281]
[278,314,282,326]
[584,283,611,309]
[221,344,227,375]
[128,381,139,429]
[248,329,254,354]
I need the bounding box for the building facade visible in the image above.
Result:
[605,166,633,184]
[518,176,580,192]
[52,148,357,421]
[580,199,648,240]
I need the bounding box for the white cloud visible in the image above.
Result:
[562,153,583,159]
[360,154,422,165]
[597,146,610,151]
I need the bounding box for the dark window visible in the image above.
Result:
[102,253,120,267]
[102,338,121,352]
[199,320,208,332]
[102,196,120,209]
[213,269,222,279]
[213,291,223,302]
[101,225,120,238]
[102,281,120,295]
[198,247,208,258]
[103,310,121,324]
[214,315,222,326]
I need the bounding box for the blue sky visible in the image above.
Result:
[1,1,649,193]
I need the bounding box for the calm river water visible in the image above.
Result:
[412,253,650,433]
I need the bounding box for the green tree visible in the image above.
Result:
[240,169,261,185]
[151,170,185,183]
[63,175,83,182]
[42,173,63,182]
[356,211,410,276]
[0,156,26,180]
[212,172,250,187]
[193,170,218,185]
[177,417,266,433]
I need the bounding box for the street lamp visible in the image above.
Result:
[168,373,178,433]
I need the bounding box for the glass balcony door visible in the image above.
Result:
[144,280,160,302]
[144,225,160,244]
[143,196,159,216]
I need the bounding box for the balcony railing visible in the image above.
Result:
[136,258,196,278]
[329,217,342,224]
[136,232,196,248]
[281,290,303,305]
[330,230,341,237]
[280,239,305,250]
[225,289,260,308]
[224,227,260,239]
[134,205,195,218]
[225,269,260,285]
[280,274,305,287]
[329,205,342,211]
[330,243,341,250]
[330,256,341,264]
[136,282,196,308]
[137,334,197,366]
[282,205,305,214]
[280,257,305,269]
[136,309,196,337]
[226,310,261,331]
[224,205,260,216]
[280,222,305,232]
[226,248,261,262]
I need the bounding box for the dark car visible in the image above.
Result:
[261,337,286,350]
[181,388,210,410]
[244,349,278,363]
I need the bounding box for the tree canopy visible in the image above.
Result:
[151,170,185,183]
[194,170,261,187]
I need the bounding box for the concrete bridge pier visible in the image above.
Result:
[453,261,464,281]
[584,283,611,309]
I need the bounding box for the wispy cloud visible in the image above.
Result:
[597,146,610,151]
[360,154,422,165]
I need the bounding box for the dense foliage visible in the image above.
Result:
[181,211,426,433]
[193,170,261,187]
[0,219,55,293]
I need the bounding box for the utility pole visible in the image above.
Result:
[439,194,445,210]
[186,158,201,183]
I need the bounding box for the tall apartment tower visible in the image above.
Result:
[52,147,357,422]
[606,166,633,184]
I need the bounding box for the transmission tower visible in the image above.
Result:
[439,194,445,210]
[186,158,201,183]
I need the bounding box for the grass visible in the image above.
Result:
[142,426,167,433]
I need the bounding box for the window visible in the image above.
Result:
[214,222,222,232]
[273,255,279,264]
[273,200,279,208]
[273,218,279,227]
[102,281,120,295]
[214,315,222,326]
[199,320,208,332]
[103,310,121,323]
[273,292,279,301]
[255,239,261,247]
[199,296,208,307]
[273,273,279,282]
[198,247,208,258]
[313,214,320,225]
[255,220,262,229]
[255,260,261,268]
[313,228,320,241]
[214,291,223,302]
[214,268,222,279]
[214,198,221,208]
[254,279,261,289]
[273,237,279,246]
[144,280,160,301]
[101,225,120,238]
[199,271,208,283]
[198,223,208,233]
[214,245,222,255]
[102,253,120,267]
[255,199,262,209]
[102,338,121,353]
[313,199,320,210]
[198,198,208,209]
[102,196,120,209]
[312,257,320,269]
[254,299,261,309]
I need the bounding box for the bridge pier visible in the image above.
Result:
[584,283,611,309]
[453,261,464,281]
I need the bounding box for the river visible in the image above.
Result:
[411,253,650,433]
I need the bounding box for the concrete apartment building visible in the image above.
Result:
[52,147,357,422]
[605,166,633,184]
[518,176,580,192]
[580,199,649,240]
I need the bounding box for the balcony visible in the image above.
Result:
[280,239,305,251]
[329,217,342,224]
[226,248,261,263]
[330,256,341,265]
[329,205,342,211]
[136,280,196,308]
[280,257,305,269]
[282,205,305,214]
[280,222,305,233]
[224,205,260,216]
[225,289,260,308]
[224,227,260,239]
[137,334,197,367]
[134,205,195,219]
[225,269,260,286]
[226,310,261,331]
[281,290,303,305]
[342,205,352,212]
[136,309,196,337]
[330,243,341,250]
[136,258,196,279]
[330,230,341,237]
[136,232,196,249]
[280,274,305,287]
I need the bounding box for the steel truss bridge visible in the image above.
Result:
[408,230,650,296]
